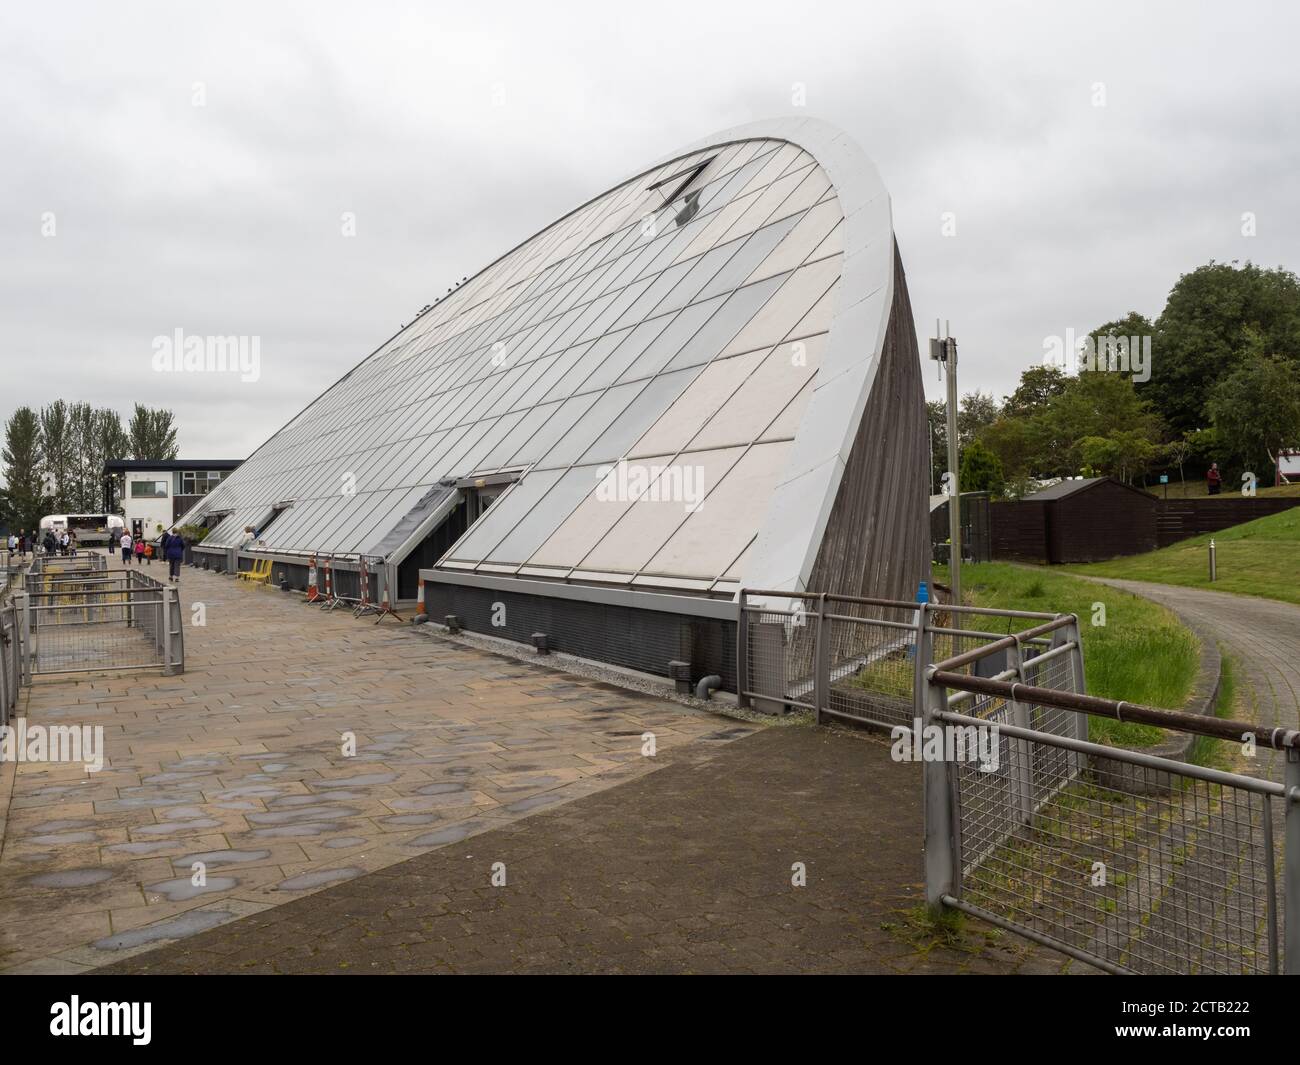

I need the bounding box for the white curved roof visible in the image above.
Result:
[182,117,896,596]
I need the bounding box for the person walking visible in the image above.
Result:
[17,531,27,558]
[133,537,146,566]
[120,530,133,566]
[1207,462,1222,496]
[162,528,185,583]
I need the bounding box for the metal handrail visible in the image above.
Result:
[931,668,1300,751]
[938,707,1288,797]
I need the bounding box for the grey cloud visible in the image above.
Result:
[1,0,1296,462]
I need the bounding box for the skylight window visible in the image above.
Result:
[647,155,715,226]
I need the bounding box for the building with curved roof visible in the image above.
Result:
[183,118,928,683]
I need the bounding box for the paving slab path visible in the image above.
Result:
[99,723,1056,974]
[0,556,738,973]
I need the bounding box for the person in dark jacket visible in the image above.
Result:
[161,528,186,582]
[1206,462,1222,496]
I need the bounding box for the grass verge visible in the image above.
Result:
[1188,649,1236,770]
[935,562,1200,747]
[1065,506,1300,606]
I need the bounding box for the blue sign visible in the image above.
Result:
[1159,474,1169,484]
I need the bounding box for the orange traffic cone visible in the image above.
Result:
[373,565,401,624]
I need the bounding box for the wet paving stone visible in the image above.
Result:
[27,868,115,889]
[0,561,739,974]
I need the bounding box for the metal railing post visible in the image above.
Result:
[1007,638,1035,825]
[812,593,828,725]
[1286,750,1300,974]
[736,589,751,709]
[1060,614,1089,745]
[15,590,31,686]
[171,586,185,675]
[911,601,928,722]
[0,607,10,728]
[921,619,958,910]
[162,586,176,676]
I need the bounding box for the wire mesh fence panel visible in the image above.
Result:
[27,577,134,627]
[0,602,17,726]
[1020,648,1086,798]
[948,724,1282,975]
[24,570,179,676]
[824,601,919,730]
[741,603,816,714]
[167,586,185,671]
[30,600,166,673]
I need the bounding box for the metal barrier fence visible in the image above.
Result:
[0,598,19,727]
[736,589,1076,732]
[27,552,108,580]
[737,586,1297,974]
[15,568,183,678]
[922,616,1298,976]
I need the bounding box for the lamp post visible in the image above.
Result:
[930,322,961,620]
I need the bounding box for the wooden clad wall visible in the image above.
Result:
[1047,482,1156,563]
[990,501,1048,562]
[1156,497,1300,546]
[806,244,929,603]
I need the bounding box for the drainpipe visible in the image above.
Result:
[695,675,723,700]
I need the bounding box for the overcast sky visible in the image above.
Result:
[2,0,1296,463]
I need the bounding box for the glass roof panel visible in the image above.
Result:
[178,133,848,591]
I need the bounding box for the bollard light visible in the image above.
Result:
[1208,538,1217,582]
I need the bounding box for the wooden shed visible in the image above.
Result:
[1024,477,1158,563]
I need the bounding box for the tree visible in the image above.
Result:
[94,409,130,512]
[957,391,999,448]
[1146,261,1300,433]
[67,402,98,512]
[1078,430,1160,484]
[1206,345,1300,476]
[128,404,179,461]
[1041,372,1164,482]
[96,408,130,467]
[927,399,947,494]
[63,404,130,512]
[38,400,72,510]
[1003,364,1068,418]
[979,414,1037,481]
[1164,431,1195,488]
[3,406,44,532]
[928,393,1001,493]
[959,438,1004,494]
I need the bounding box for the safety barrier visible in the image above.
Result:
[738,585,1294,974]
[921,611,1296,975]
[0,597,19,727]
[15,569,183,678]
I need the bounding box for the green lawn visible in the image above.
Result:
[1137,480,1300,499]
[936,562,1200,747]
[1065,506,1300,606]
